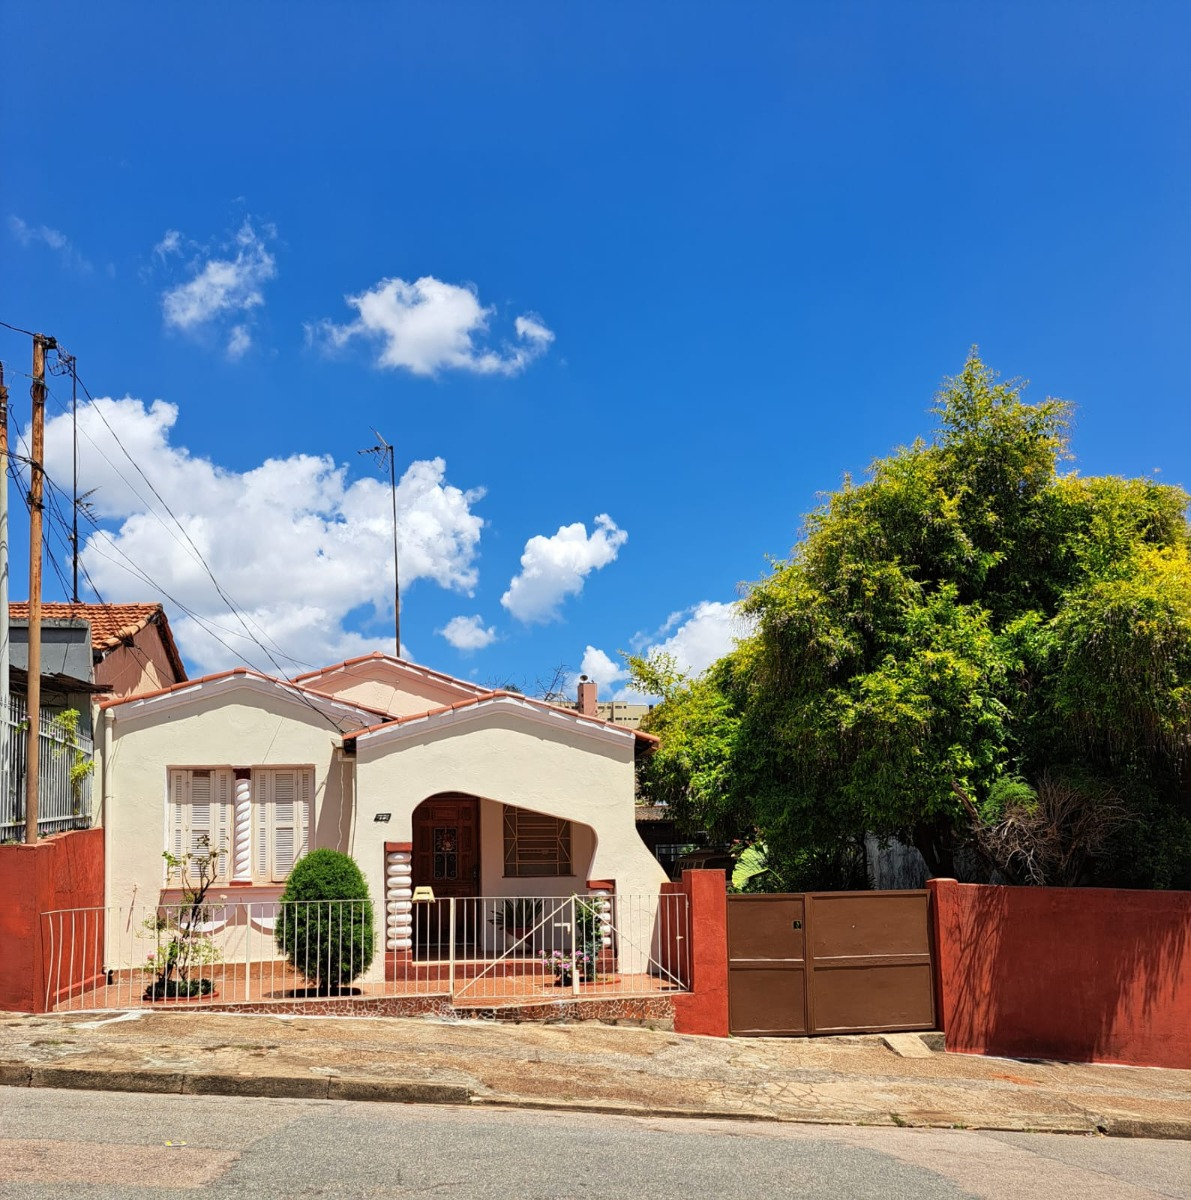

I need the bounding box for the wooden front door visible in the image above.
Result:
[412,794,480,898]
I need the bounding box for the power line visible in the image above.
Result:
[2,333,349,731]
[0,319,39,339]
[60,360,317,674]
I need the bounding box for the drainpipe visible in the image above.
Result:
[102,709,114,916]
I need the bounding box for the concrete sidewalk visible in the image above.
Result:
[2,1010,1189,1139]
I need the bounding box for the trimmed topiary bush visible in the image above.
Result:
[275,849,375,993]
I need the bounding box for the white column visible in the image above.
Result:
[386,850,413,951]
[232,775,252,883]
[591,889,613,947]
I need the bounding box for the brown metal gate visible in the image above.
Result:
[727,890,935,1037]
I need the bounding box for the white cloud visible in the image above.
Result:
[153,230,183,259]
[438,614,498,652]
[309,276,554,377]
[575,645,626,697]
[9,215,90,271]
[160,219,276,358]
[37,396,485,675]
[226,325,252,359]
[501,514,627,624]
[576,600,748,702]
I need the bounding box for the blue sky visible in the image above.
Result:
[3,1,1189,698]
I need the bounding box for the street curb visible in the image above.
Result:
[1098,1117,1191,1142]
[468,1095,1191,1141]
[31,1066,185,1094]
[2,1066,1188,1140]
[1,1064,470,1106]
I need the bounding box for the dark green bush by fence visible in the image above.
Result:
[274,849,375,993]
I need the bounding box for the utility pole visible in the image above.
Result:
[359,431,400,657]
[24,332,55,844]
[68,353,79,603]
[0,362,9,824]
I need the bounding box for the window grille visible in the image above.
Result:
[503,805,572,877]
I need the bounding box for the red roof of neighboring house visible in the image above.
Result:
[9,602,187,682]
[341,689,659,747]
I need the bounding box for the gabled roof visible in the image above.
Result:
[9,602,187,682]
[342,689,659,750]
[98,666,388,728]
[292,651,488,698]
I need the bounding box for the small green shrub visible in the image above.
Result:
[275,849,375,993]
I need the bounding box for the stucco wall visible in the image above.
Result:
[355,710,666,912]
[0,829,105,1012]
[930,879,1191,1069]
[302,662,481,718]
[105,686,354,916]
[96,626,182,698]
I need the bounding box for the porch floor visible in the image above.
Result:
[49,958,684,1013]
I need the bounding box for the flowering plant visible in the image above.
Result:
[538,948,595,986]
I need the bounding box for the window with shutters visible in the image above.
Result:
[502,805,573,877]
[167,768,234,882]
[252,767,312,883]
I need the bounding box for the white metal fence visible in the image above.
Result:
[41,892,690,1013]
[0,697,95,840]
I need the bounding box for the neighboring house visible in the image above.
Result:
[10,603,187,699]
[3,601,183,841]
[99,653,666,973]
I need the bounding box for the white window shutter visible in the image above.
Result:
[271,770,298,882]
[188,770,213,855]
[297,770,311,863]
[253,771,271,881]
[213,769,234,879]
[249,768,316,883]
[169,770,188,882]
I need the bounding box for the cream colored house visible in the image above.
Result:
[100,653,665,970]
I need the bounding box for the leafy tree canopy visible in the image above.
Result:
[633,353,1191,888]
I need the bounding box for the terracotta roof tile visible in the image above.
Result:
[343,689,659,745]
[10,601,187,682]
[98,666,390,720]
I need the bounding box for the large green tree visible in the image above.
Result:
[634,354,1191,888]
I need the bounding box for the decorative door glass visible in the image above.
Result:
[433,827,459,880]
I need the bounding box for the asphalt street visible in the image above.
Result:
[1,1087,1188,1200]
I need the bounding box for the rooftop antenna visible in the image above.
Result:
[358,430,400,657]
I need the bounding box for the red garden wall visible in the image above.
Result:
[0,828,105,1013]
[670,869,729,1037]
[929,878,1191,1069]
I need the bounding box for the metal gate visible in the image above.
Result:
[727,890,935,1037]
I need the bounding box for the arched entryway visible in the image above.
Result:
[411,793,481,958]
[412,793,481,896]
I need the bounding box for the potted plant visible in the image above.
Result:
[537,896,602,985]
[538,948,595,987]
[489,898,543,948]
[142,835,224,1001]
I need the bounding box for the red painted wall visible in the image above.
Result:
[929,879,1191,1069]
[0,829,105,1013]
[671,869,730,1037]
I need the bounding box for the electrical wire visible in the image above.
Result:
[2,335,349,731]
[62,360,315,673]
